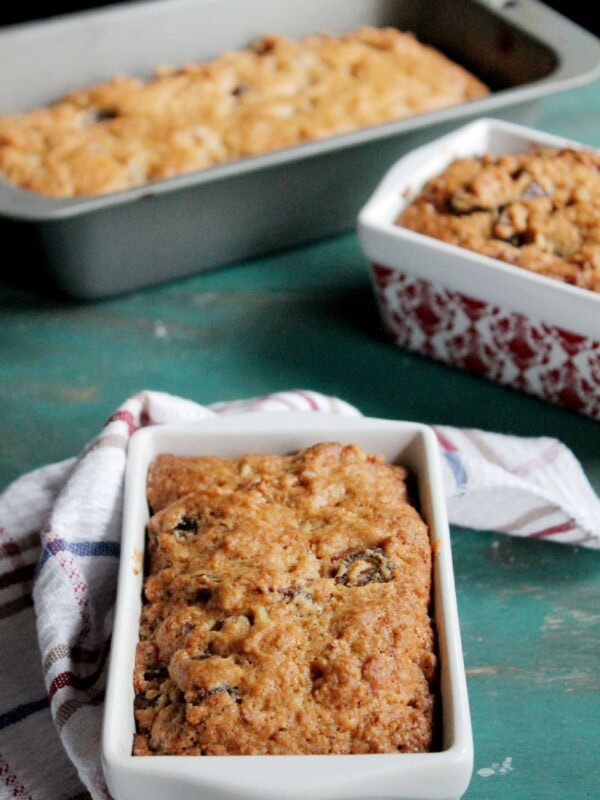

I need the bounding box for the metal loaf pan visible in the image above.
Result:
[0,0,599,299]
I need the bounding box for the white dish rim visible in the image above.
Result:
[357,117,600,340]
[101,412,473,800]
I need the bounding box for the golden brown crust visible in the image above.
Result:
[396,147,600,292]
[134,443,436,755]
[0,27,487,197]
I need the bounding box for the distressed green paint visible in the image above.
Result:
[454,531,600,798]
[0,81,599,798]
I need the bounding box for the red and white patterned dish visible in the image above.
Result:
[357,118,600,419]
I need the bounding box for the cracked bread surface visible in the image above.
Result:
[396,147,600,292]
[133,443,436,756]
[0,26,487,197]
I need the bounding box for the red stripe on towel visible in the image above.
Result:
[0,563,35,590]
[106,409,137,435]
[47,639,111,701]
[528,521,576,539]
[0,754,33,799]
[433,428,458,452]
[294,390,320,410]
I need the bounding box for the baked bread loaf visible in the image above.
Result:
[133,443,437,755]
[396,147,600,292]
[0,26,488,197]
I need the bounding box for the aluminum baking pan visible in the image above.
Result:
[0,0,599,299]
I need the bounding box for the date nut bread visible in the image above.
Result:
[0,26,487,197]
[133,442,437,755]
[396,147,600,292]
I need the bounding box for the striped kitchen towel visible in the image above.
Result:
[1,389,599,800]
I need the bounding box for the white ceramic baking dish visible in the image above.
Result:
[102,412,472,800]
[1,0,599,298]
[358,118,600,419]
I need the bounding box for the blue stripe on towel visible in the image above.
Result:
[0,697,49,731]
[36,539,120,575]
[443,451,468,497]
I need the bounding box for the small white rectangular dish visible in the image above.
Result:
[102,412,472,800]
[357,118,600,419]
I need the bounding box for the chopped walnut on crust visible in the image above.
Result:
[133,443,437,756]
[397,147,600,292]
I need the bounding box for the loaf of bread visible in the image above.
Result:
[133,443,437,755]
[396,147,600,292]
[0,26,488,197]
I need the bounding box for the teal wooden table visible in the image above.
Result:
[1,81,599,799]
